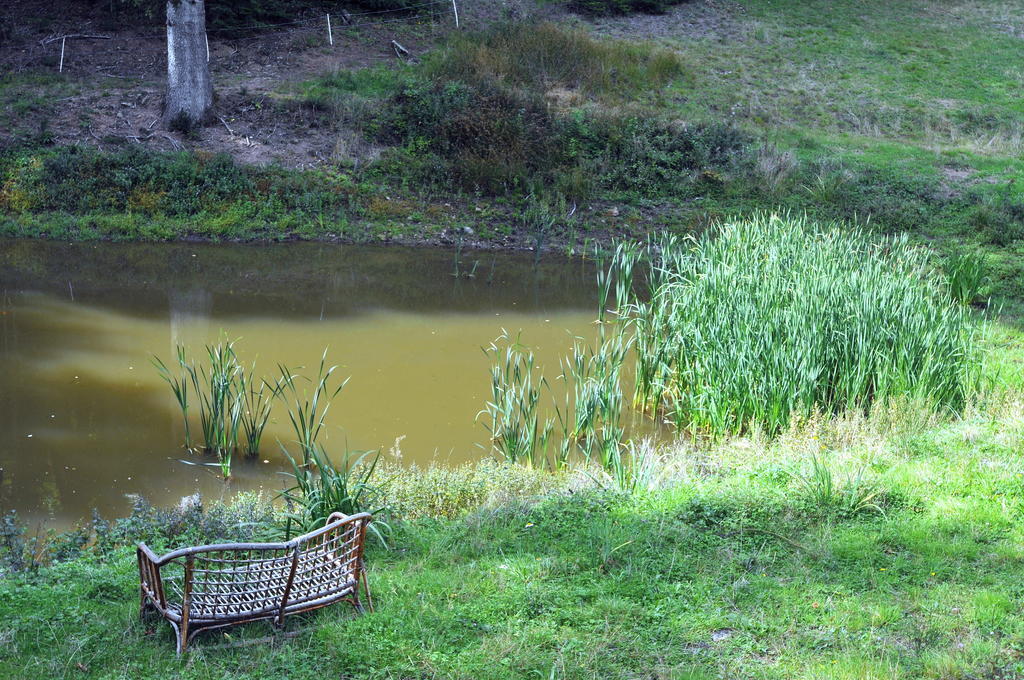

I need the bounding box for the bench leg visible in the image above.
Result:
[173,621,191,656]
[360,566,374,613]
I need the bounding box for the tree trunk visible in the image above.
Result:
[163,0,212,130]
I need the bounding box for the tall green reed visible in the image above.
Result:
[480,249,636,475]
[153,346,192,451]
[479,330,554,469]
[628,213,982,436]
[945,248,988,306]
[277,350,347,466]
[238,363,285,457]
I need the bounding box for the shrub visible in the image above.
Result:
[630,213,982,435]
[378,79,563,193]
[93,493,277,554]
[564,114,751,196]
[31,146,256,216]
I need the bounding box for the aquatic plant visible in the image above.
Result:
[153,346,192,451]
[481,214,982,490]
[194,342,243,470]
[479,331,554,470]
[155,339,281,478]
[275,354,389,544]
[238,364,284,457]
[480,253,634,475]
[277,350,347,466]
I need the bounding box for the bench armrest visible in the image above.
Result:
[137,543,167,609]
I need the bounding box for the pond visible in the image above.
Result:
[0,240,598,526]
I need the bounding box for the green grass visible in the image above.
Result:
[3,400,1024,678]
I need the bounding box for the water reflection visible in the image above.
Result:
[0,241,596,526]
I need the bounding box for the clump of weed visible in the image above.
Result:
[791,454,883,519]
[946,248,989,306]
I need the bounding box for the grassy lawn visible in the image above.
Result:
[2,401,1024,679]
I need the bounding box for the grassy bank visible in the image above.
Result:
[2,399,1024,678]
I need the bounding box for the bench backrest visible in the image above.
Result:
[141,512,371,621]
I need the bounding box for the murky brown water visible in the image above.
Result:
[0,240,598,526]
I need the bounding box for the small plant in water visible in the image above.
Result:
[479,252,636,477]
[153,346,192,451]
[154,339,282,479]
[275,352,389,544]
[479,330,554,470]
[277,350,347,466]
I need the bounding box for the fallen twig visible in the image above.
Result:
[745,526,821,557]
[204,630,303,650]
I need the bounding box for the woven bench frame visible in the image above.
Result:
[137,512,372,654]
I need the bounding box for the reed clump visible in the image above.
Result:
[276,352,389,543]
[479,249,637,478]
[154,340,283,479]
[630,213,982,436]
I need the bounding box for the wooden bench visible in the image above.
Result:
[137,512,373,654]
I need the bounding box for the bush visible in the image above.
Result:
[564,114,751,196]
[30,146,255,215]
[630,213,982,435]
[378,79,563,193]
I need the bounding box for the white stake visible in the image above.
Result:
[205,33,210,62]
[451,0,460,28]
[59,36,66,72]
[327,14,333,46]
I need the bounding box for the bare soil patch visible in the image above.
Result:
[1,0,455,167]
